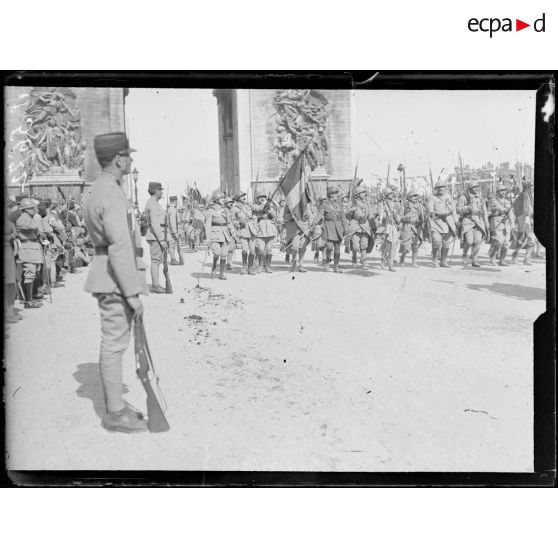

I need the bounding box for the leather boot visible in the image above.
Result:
[488,245,497,266]
[264,254,273,273]
[399,253,405,267]
[226,252,233,271]
[471,245,481,267]
[511,251,519,264]
[240,253,248,275]
[219,258,227,280]
[314,250,319,264]
[24,283,41,309]
[498,247,509,266]
[102,405,148,433]
[290,254,297,272]
[388,254,396,272]
[524,246,533,265]
[462,248,469,266]
[440,247,450,268]
[351,251,357,268]
[360,249,367,269]
[432,247,440,268]
[211,256,218,279]
[248,254,256,275]
[333,252,343,273]
[285,253,290,264]
[257,254,264,273]
[323,250,332,272]
[411,251,419,268]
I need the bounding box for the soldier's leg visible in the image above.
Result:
[431,231,441,267]
[440,233,452,268]
[290,234,300,272]
[23,263,41,308]
[462,230,472,266]
[297,237,309,272]
[333,241,343,273]
[264,237,274,273]
[168,237,178,263]
[240,238,249,275]
[226,242,234,270]
[360,235,369,268]
[148,241,163,291]
[210,242,220,279]
[4,282,20,322]
[471,229,482,267]
[498,233,510,266]
[247,238,256,275]
[95,293,147,432]
[218,243,228,280]
[255,238,265,273]
[324,241,333,272]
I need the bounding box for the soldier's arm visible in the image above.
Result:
[103,195,142,298]
[204,209,212,240]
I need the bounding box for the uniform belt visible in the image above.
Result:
[95,246,143,257]
[324,218,339,221]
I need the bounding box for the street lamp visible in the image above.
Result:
[132,167,139,207]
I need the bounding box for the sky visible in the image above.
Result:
[126,88,536,207]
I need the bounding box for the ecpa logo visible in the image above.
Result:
[468,13,546,37]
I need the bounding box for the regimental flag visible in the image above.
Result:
[277,150,311,229]
[512,188,530,218]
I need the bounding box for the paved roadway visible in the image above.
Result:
[5,242,546,471]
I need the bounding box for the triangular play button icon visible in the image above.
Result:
[516,19,530,31]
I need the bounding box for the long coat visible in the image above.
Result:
[144,196,166,242]
[251,200,277,238]
[83,171,147,297]
[15,212,43,264]
[429,194,458,235]
[317,198,347,242]
[457,192,489,237]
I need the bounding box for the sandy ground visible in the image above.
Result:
[5,241,545,472]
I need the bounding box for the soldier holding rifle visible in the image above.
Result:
[456,182,489,268]
[83,132,150,433]
[144,181,167,293]
[428,180,458,268]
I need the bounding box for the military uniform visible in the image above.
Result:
[317,184,347,272]
[231,193,259,275]
[224,198,238,271]
[487,186,514,266]
[399,191,426,267]
[167,197,180,264]
[83,132,148,433]
[378,189,401,272]
[15,199,45,307]
[205,191,232,279]
[346,185,373,269]
[457,184,489,267]
[512,184,535,265]
[144,182,166,292]
[284,202,316,273]
[428,182,458,267]
[252,190,277,273]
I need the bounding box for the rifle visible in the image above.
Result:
[133,317,170,433]
[348,157,359,200]
[147,208,173,294]
[458,153,466,195]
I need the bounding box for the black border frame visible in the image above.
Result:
[2,71,555,487]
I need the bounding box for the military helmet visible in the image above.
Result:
[327,184,340,195]
[434,180,446,189]
[468,181,480,190]
[255,186,267,199]
[407,188,418,198]
[497,182,508,191]
[212,190,225,202]
[382,187,393,196]
[354,183,367,196]
[224,196,234,205]
[234,192,247,202]
[19,198,37,211]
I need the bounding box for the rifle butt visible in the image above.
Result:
[146,394,171,433]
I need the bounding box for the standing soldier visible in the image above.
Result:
[167,195,181,265]
[15,198,44,308]
[457,182,489,268]
[379,187,401,272]
[224,196,238,271]
[487,183,514,266]
[144,182,167,293]
[284,200,317,273]
[512,181,535,265]
[399,188,426,267]
[83,132,148,433]
[231,192,258,275]
[317,184,347,273]
[276,199,288,263]
[428,180,458,268]
[346,183,374,269]
[252,188,277,273]
[312,194,327,265]
[205,190,232,280]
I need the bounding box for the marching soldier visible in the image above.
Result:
[512,181,535,265]
[312,194,327,265]
[488,183,514,266]
[167,195,181,265]
[224,196,238,271]
[144,182,167,293]
[83,132,148,433]
[379,187,401,272]
[399,188,426,267]
[284,201,318,273]
[317,184,347,273]
[276,199,288,263]
[457,182,489,268]
[428,180,458,268]
[231,192,259,275]
[15,198,45,308]
[346,183,374,269]
[4,200,22,323]
[252,187,277,273]
[204,190,232,280]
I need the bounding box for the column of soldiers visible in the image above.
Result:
[128,175,537,288]
[4,193,94,324]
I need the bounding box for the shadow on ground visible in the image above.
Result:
[435,280,546,302]
[74,362,130,420]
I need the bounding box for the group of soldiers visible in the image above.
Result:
[4,193,93,323]
[166,178,537,282]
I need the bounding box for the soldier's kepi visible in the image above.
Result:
[83,132,168,433]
